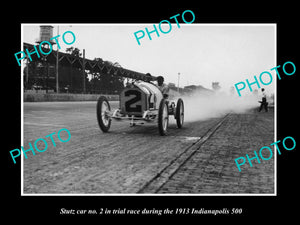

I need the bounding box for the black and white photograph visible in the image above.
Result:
[21,24,276,195]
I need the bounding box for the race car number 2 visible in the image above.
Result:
[124,90,142,112]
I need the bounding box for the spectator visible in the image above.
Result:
[258,88,268,112]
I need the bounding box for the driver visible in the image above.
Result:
[144,73,153,83]
[156,76,169,99]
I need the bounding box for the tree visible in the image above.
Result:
[66,47,82,57]
[87,59,124,94]
[104,61,125,94]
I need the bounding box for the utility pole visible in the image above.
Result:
[56,26,59,93]
[177,72,180,93]
[82,49,86,93]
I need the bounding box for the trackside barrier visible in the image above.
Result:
[24,93,119,102]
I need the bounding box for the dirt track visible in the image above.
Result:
[23,101,274,194]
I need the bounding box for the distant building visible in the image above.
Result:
[168,82,176,88]
[184,85,214,96]
[212,82,221,91]
[230,86,235,95]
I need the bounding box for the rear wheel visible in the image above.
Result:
[96,96,111,132]
[158,99,169,136]
[175,98,184,128]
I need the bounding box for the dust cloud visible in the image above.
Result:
[181,91,258,122]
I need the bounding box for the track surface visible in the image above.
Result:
[23,101,274,194]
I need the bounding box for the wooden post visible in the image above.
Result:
[177,72,180,93]
[82,49,86,93]
[56,26,59,93]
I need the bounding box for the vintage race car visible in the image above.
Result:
[96,81,184,135]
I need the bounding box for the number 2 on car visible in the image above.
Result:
[124,90,142,112]
[121,88,145,114]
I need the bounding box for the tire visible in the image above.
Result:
[158,99,169,136]
[175,98,184,128]
[96,96,111,132]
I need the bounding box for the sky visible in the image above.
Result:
[22,24,276,94]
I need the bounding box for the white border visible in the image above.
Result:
[21,23,277,196]
[21,23,24,195]
[274,24,277,196]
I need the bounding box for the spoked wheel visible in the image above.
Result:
[158,99,169,136]
[175,98,184,128]
[96,96,111,132]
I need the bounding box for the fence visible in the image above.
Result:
[24,92,119,102]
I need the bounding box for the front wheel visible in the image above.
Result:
[96,96,111,132]
[158,99,169,136]
[175,98,184,128]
